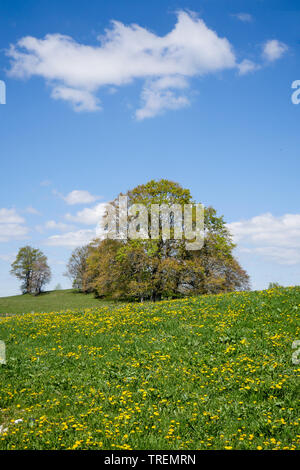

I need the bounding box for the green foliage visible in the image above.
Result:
[127,178,193,207]
[10,246,51,295]
[86,180,250,300]
[268,282,283,289]
[0,287,299,450]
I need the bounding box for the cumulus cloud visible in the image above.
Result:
[136,76,190,120]
[7,11,240,118]
[0,208,24,225]
[25,206,40,215]
[36,220,75,233]
[238,39,288,76]
[238,59,260,76]
[60,190,101,205]
[46,229,97,247]
[65,202,107,225]
[262,40,288,62]
[0,208,29,242]
[51,87,101,112]
[228,213,300,265]
[241,246,300,266]
[45,201,108,246]
[45,220,73,231]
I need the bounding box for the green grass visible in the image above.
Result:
[0,289,115,315]
[0,287,299,450]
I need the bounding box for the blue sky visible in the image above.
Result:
[0,0,300,295]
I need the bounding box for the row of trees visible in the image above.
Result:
[10,180,250,299]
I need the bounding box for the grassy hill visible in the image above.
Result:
[0,286,299,450]
[0,289,114,315]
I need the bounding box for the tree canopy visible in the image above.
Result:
[11,246,51,295]
[64,245,89,290]
[82,179,250,300]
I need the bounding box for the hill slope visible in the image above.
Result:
[0,289,114,315]
[0,286,299,450]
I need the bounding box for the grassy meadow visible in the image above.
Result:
[0,287,299,450]
[0,289,115,316]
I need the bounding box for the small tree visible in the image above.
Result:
[11,246,51,295]
[64,245,89,290]
[29,258,52,295]
[268,282,282,289]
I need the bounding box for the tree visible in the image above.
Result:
[64,245,89,290]
[268,282,282,289]
[10,246,51,295]
[85,180,250,300]
[29,258,52,295]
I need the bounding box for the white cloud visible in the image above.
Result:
[233,13,253,23]
[0,224,29,243]
[36,220,75,233]
[0,208,29,242]
[262,40,288,62]
[46,202,108,246]
[136,81,190,120]
[7,11,239,118]
[65,202,107,225]
[46,229,97,247]
[25,206,40,215]
[61,190,101,205]
[51,86,101,112]
[45,220,72,231]
[238,59,260,76]
[247,247,300,266]
[228,213,300,265]
[0,208,24,225]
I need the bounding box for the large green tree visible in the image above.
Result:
[10,246,51,295]
[85,180,250,300]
